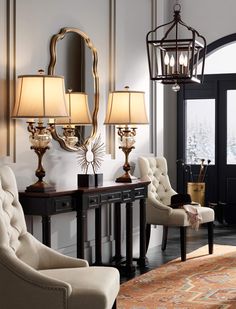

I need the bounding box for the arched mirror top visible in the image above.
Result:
[48,27,99,152]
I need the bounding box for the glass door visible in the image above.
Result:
[177,77,218,204]
[178,75,236,223]
[185,98,215,166]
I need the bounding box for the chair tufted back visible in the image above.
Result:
[139,157,176,206]
[0,166,40,269]
[0,166,27,251]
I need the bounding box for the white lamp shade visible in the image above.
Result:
[104,90,149,125]
[56,92,92,125]
[12,75,68,118]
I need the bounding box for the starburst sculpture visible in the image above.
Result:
[77,135,105,174]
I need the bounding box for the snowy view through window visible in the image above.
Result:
[227,90,236,164]
[186,99,215,165]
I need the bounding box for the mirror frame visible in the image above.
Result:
[48,27,99,151]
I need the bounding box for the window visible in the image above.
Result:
[185,99,215,164]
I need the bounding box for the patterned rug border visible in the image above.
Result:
[121,244,236,284]
[118,244,236,309]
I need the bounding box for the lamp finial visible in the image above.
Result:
[38,69,45,75]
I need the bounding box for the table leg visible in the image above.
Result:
[42,216,51,247]
[126,202,135,273]
[77,208,87,259]
[95,205,102,265]
[138,198,148,266]
[114,202,122,262]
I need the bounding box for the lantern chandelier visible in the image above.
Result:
[146,2,207,91]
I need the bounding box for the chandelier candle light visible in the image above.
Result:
[146,3,207,91]
[104,86,149,183]
[11,71,68,192]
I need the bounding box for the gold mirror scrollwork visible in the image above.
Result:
[48,27,99,152]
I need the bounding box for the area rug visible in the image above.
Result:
[118,244,236,309]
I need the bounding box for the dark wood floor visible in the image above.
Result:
[120,222,236,283]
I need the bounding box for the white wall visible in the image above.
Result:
[0,0,164,262]
[180,0,236,44]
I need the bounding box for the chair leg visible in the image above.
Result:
[161,226,168,251]
[112,299,117,309]
[207,221,214,254]
[146,223,151,253]
[180,226,187,261]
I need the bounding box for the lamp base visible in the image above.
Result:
[116,172,132,183]
[25,180,56,193]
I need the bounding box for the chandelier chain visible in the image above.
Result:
[174,0,181,12]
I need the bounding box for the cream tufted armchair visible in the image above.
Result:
[138,157,214,261]
[0,166,119,309]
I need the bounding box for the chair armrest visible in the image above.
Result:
[0,247,71,309]
[146,196,173,225]
[148,195,173,215]
[25,233,89,270]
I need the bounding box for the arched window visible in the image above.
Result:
[201,34,236,74]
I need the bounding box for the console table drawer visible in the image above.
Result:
[134,187,146,199]
[88,195,99,207]
[122,190,132,201]
[55,197,74,212]
[101,192,122,203]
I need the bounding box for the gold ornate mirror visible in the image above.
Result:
[48,27,99,151]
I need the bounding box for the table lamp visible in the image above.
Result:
[104,86,149,182]
[11,71,68,192]
[51,90,92,148]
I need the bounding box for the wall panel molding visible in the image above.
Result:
[150,0,158,155]
[0,0,16,160]
[106,0,156,157]
[106,0,116,158]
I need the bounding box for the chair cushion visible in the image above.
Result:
[39,266,120,309]
[162,206,214,227]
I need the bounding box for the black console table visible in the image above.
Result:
[19,179,150,273]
